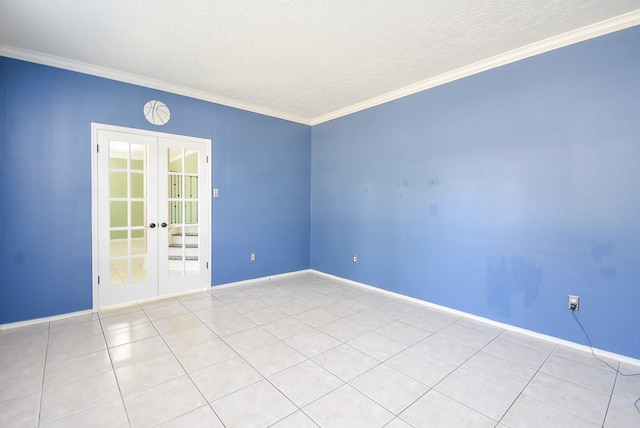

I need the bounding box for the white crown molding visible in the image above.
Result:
[310,10,640,125]
[1,10,638,127]
[0,45,313,126]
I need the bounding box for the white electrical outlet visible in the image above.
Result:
[353,254,358,263]
[568,295,580,311]
[250,252,256,262]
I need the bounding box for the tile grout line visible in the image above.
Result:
[215,282,389,427]
[99,305,137,428]
[307,301,473,423]
[36,322,51,428]
[212,288,329,427]
[138,297,229,427]
[291,300,462,424]
[493,341,558,427]
[165,284,360,425]
[156,291,330,425]
[524,351,620,425]
[600,360,621,427]
[11,272,634,427]
[228,285,363,426]
[398,326,508,425]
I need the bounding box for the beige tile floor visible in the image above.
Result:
[1,272,639,427]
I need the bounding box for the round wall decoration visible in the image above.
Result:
[143,100,170,125]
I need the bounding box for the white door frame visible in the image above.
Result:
[91,123,212,310]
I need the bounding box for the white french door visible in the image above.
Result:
[92,124,211,307]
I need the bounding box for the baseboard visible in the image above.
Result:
[98,286,212,312]
[97,271,313,312]
[0,309,94,330]
[4,268,638,368]
[210,269,314,289]
[0,271,312,329]
[309,270,640,368]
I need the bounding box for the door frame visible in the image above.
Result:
[91,123,212,310]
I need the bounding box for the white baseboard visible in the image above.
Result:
[98,286,211,312]
[4,268,638,368]
[0,309,95,330]
[210,269,314,289]
[0,271,312,330]
[309,270,640,368]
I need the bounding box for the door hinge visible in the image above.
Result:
[97,275,100,285]
[96,144,99,153]
[206,155,209,163]
[206,262,209,269]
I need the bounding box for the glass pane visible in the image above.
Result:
[169,225,183,250]
[169,266,183,278]
[169,148,183,172]
[130,173,144,198]
[130,256,147,283]
[110,230,128,256]
[169,175,182,198]
[131,229,147,244]
[131,229,146,254]
[185,176,198,199]
[131,144,146,171]
[131,201,145,227]
[169,201,182,224]
[185,201,198,224]
[185,225,199,276]
[185,226,199,250]
[168,225,184,278]
[109,141,129,169]
[110,172,127,198]
[110,258,128,286]
[185,150,198,174]
[110,201,127,227]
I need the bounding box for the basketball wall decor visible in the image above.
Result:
[143,100,170,125]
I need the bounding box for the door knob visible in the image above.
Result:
[161,222,168,228]
[149,223,156,228]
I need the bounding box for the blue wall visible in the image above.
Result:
[2,26,639,360]
[0,57,311,324]
[311,26,640,359]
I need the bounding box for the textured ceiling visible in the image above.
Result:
[0,1,639,124]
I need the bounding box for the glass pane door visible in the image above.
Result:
[96,126,209,307]
[167,147,200,278]
[159,138,209,295]
[108,141,149,285]
[98,130,158,306]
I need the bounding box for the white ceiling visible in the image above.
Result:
[0,1,639,125]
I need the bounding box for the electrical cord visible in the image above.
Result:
[571,309,640,414]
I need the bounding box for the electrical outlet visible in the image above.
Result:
[352,254,358,264]
[250,252,256,262]
[568,295,580,311]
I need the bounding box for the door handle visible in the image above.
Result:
[161,222,168,228]
[149,223,156,228]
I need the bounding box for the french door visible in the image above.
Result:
[93,124,211,307]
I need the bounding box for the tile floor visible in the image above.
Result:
[1,272,639,427]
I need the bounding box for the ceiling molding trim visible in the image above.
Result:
[0,46,312,126]
[310,10,640,126]
[1,10,638,127]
